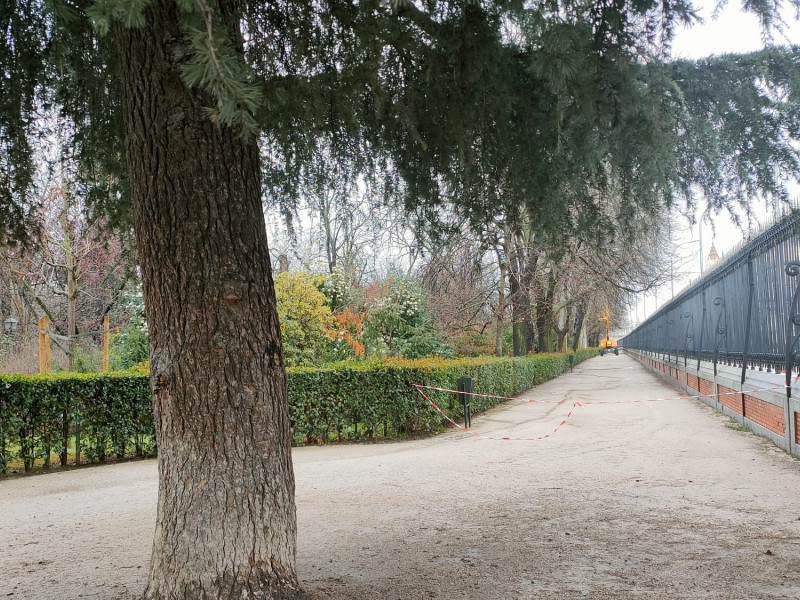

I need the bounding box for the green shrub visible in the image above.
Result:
[0,350,597,472]
[285,350,597,443]
[110,315,150,371]
[275,271,336,367]
[0,371,152,473]
[395,324,454,359]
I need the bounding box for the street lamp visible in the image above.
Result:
[670,239,701,299]
[698,205,712,276]
[3,316,19,335]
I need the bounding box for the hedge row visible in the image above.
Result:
[0,372,153,473]
[0,350,596,472]
[287,350,598,443]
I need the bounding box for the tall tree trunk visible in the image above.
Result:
[66,247,77,372]
[520,242,537,353]
[571,300,587,352]
[556,328,567,353]
[509,238,530,357]
[494,249,506,357]
[115,6,300,599]
[535,312,548,352]
[508,260,524,356]
[534,270,557,353]
[509,269,526,356]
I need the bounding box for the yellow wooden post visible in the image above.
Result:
[43,316,51,372]
[102,315,110,371]
[38,317,45,373]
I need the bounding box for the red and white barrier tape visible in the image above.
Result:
[410,376,799,407]
[410,374,800,442]
[414,387,580,441]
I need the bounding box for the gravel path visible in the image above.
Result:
[3,354,800,599]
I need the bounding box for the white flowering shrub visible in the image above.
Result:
[320,266,354,311]
[363,277,452,358]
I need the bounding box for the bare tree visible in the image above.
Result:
[419,229,494,339]
[0,185,133,372]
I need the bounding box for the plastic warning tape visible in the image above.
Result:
[410,375,799,407]
[410,375,800,442]
[410,383,564,404]
[413,386,580,441]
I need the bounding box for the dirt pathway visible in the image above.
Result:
[3,354,800,599]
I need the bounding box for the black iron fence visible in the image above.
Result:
[621,210,800,391]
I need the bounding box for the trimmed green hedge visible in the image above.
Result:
[0,350,596,472]
[0,372,152,473]
[288,350,598,443]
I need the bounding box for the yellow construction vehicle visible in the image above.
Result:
[598,311,618,356]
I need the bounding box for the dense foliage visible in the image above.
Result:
[0,349,596,472]
[106,287,149,370]
[274,271,336,366]
[0,371,152,473]
[361,276,454,358]
[2,2,799,248]
[287,349,597,443]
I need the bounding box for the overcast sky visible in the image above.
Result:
[673,1,800,59]
[631,2,800,324]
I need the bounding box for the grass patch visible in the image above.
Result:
[725,421,750,432]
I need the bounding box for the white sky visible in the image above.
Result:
[673,1,800,60]
[629,2,800,327]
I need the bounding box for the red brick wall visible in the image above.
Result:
[718,384,742,414]
[699,378,716,401]
[795,413,800,445]
[641,356,702,396]
[743,394,784,435]
[637,352,790,442]
[687,374,700,392]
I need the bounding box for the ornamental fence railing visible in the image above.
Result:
[621,209,800,395]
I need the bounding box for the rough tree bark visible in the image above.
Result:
[62,207,77,373]
[534,269,557,353]
[114,4,301,599]
[509,235,535,356]
[509,262,523,356]
[494,247,506,357]
[571,299,587,352]
[520,242,536,353]
[555,317,568,352]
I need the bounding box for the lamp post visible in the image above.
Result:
[698,205,712,276]
[670,239,701,299]
[3,316,19,335]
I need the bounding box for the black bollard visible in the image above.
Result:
[457,376,473,428]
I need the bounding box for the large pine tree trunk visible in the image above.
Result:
[114,5,301,599]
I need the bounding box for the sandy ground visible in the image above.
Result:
[4,354,800,600]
